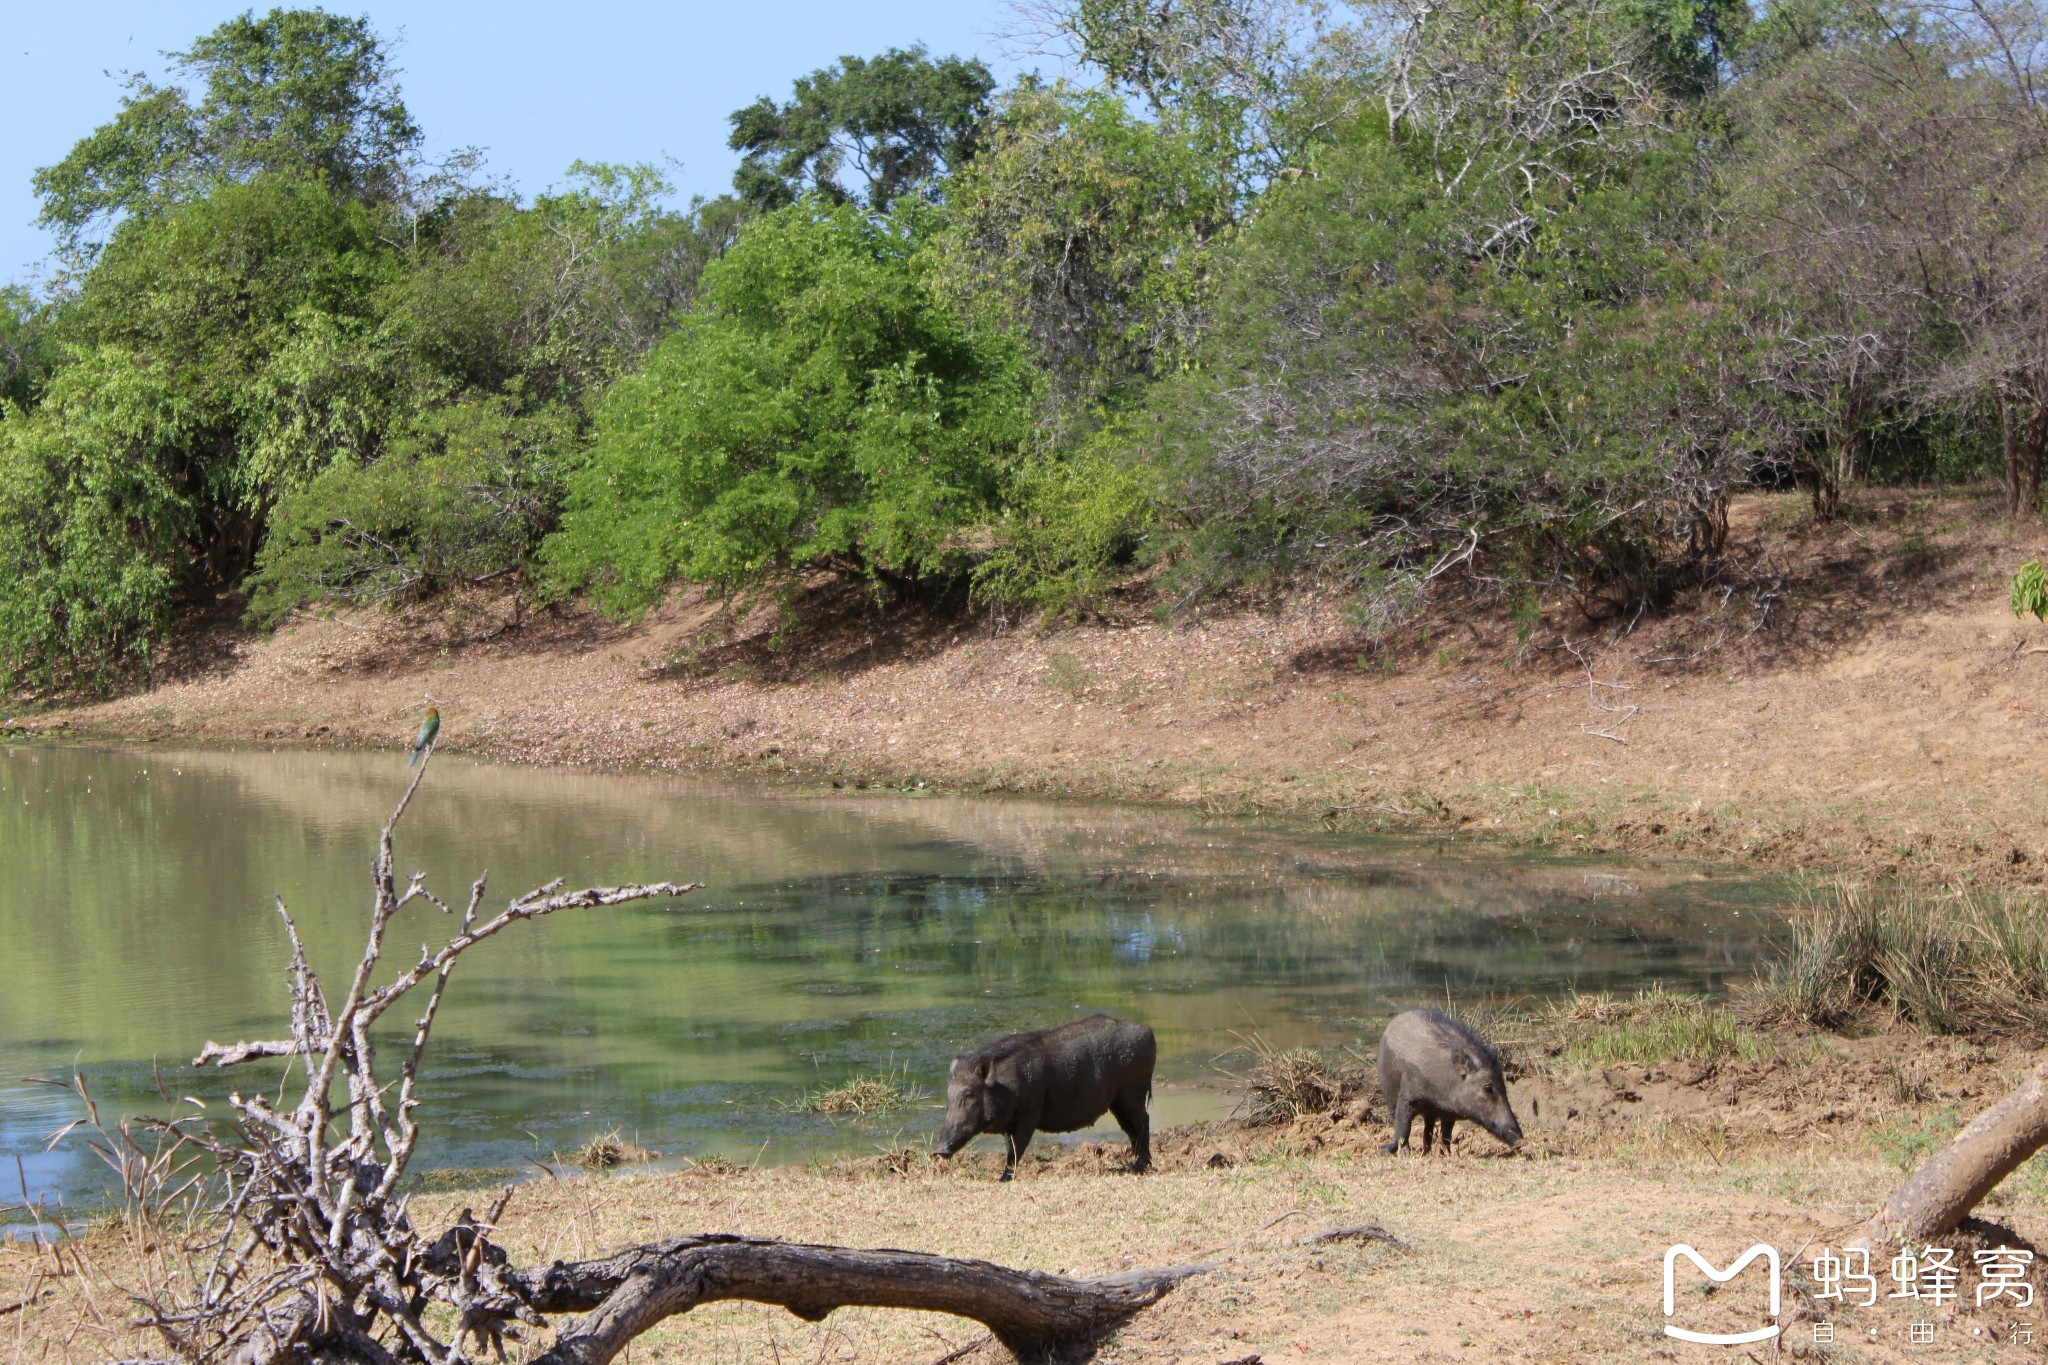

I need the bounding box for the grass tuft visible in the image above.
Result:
[796,1071,926,1117]
[1230,1031,1363,1125]
[1746,881,2048,1036]
[1548,986,1771,1068]
[566,1128,659,1170]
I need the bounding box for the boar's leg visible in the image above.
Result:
[1001,1125,1036,1181]
[1438,1116,1455,1151]
[1382,1096,1417,1154]
[1110,1090,1152,1171]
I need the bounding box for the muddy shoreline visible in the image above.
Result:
[10,1017,2041,1363]
[13,492,2048,891]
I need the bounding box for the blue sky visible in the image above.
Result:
[1,2,1052,285]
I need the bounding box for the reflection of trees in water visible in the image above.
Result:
[690,867,1769,1005]
[0,744,1779,1208]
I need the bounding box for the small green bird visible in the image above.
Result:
[408,706,440,767]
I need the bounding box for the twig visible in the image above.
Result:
[925,1334,993,1365]
[1257,1209,1312,1234]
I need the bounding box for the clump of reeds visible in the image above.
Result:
[1230,1032,1364,1125]
[797,1070,926,1117]
[1746,881,2048,1037]
[1547,985,1769,1068]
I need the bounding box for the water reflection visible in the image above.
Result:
[0,743,1780,1210]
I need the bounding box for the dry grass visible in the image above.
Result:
[794,1071,926,1117]
[1747,880,2048,1036]
[565,1127,661,1170]
[9,1112,2035,1364]
[1229,1031,1366,1126]
[23,1023,2048,1360]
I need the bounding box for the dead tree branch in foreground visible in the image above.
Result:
[1857,1056,2048,1247]
[110,745,1201,1364]
[515,1234,1208,1365]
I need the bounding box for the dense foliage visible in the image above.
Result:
[546,204,1030,612]
[6,0,2046,692]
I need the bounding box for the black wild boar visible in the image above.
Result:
[1377,1008,1524,1154]
[934,1014,1155,1180]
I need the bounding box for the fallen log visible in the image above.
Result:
[518,1234,1210,1365]
[1857,1056,2048,1246]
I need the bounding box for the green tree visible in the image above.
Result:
[0,289,55,411]
[245,396,580,623]
[927,82,1229,415]
[1021,0,1367,188]
[545,202,1031,613]
[389,164,747,403]
[1135,94,1747,617]
[55,173,400,583]
[34,7,418,257]
[728,46,995,211]
[972,436,1158,613]
[0,398,189,691]
[0,173,401,688]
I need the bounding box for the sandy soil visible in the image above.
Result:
[9,1027,2046,1364]
[13,489,2048,889]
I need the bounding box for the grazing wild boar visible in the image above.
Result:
[934,1014,1155,1180]
[1377,1008,1524,1154]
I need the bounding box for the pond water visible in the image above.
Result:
[0,743,1784,1214]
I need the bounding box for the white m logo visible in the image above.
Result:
[1662,1243,1782,1345]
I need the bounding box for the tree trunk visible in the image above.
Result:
[2022,405,2047,516]
[1808,455,1841,521]
[1857,1058,2048,1246]
[2004,392,2021,515]
[515,1234,1210,1365]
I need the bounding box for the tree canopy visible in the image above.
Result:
[34,8,419,257]
[545,202,1031,612]
[728,45,995,211]
[7,0,2048,692]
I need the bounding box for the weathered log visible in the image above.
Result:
[1858,1056,2048,1245]
[516,1234,1209,1365]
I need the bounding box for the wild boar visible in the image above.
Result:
[1377,1008,1523,1154]
[934,1014,1155,1180]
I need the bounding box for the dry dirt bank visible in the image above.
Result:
[17,489,2048,887]
[10,1028,2047,1363]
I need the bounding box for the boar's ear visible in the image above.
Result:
[976,1056,995,1081]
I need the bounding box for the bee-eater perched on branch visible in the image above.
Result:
[409,707,440,767]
